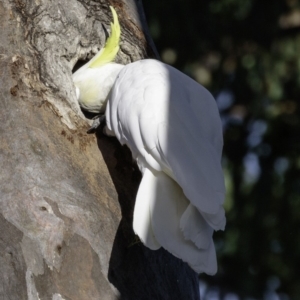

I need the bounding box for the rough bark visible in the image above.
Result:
[0,0,200,299]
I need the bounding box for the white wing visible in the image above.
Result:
[107,59,225,227]
[106,59,226,273]
[133,168,217,274]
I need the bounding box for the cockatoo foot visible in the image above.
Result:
[87,115,106,134]
[128,235,142,248]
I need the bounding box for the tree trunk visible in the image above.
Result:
[0,0,200,299]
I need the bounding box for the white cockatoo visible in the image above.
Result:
[73,6,226,275]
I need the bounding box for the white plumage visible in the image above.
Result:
[72,7,225,275]
[73,63,123,113]
[103,59,225,274]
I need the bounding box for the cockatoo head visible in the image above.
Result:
[72,6,123,113]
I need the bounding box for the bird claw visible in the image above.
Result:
[87,115,106,134]
[127,235,142,248]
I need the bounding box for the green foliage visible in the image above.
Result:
[144,0,300,298]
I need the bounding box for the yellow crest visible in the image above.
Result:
[89,6,121,68]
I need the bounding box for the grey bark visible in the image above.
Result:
[0,0,200,299]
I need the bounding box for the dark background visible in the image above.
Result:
[143,0,300,299]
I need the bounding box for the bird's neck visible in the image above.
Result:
[103,62,124,83]
[97,62,124,94]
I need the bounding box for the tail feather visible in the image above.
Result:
[133,168,161,250]
[201,205,226,231]
[138,168,218,274]
[180,204,214,250]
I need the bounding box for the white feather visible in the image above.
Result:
[73,63,123,113]
[133,168,161,251]
[142,168,217,275]
[180,204,214,250]
[74,58,226,274]
[104,59,226,274]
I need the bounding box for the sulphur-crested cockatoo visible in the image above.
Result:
[73,6,226,275]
